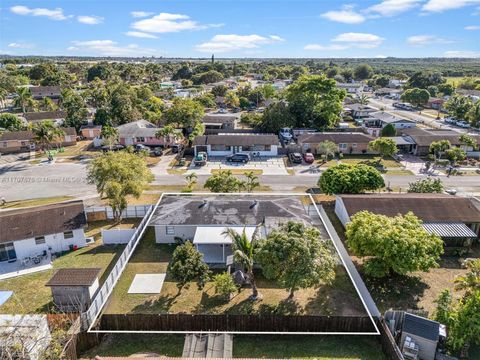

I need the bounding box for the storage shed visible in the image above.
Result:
[45,268,101,312]
[400,313,440,360]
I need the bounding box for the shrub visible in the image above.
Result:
[213,272,238,299]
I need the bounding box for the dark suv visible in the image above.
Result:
[289,152,302,164]
[226,153,250,163]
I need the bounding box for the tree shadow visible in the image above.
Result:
[257,297,301,315]
[131,289,182,314]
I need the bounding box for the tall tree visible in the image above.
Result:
[346,211,443,277]
[100,125,119,150]
[243,171,260,193]
[459,134,477,150]
[401,88,430,107]
[316,140,337,160]
[256,222,336,299]
[259,101,295,133]
[204,170,243,193]
[368,138,398,159]
[14,87,34,113]
[163,97,205,130]
[32,120,65,152]
[0,113,24,131]
[429,140,451,160]
[318,164,384,195]
[353,64,374,80]
[445,94,473,119]
[408,178,443,193]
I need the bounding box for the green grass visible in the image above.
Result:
[318,155,401,169]
[384,169,414,176]
[0,225,126,313]
[80,334,385,360]
[0,196,75,209]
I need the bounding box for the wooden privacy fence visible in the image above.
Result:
[99,314,376,333]
[376,318,404,360]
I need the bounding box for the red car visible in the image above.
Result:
[303,152,315,164]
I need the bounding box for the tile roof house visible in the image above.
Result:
[0,201,87,262]
[192,133,279,157]
[334,194,480,249]
[117,120,180,147]
[30,86,61,100]
[80,124,102,140]
[0,127,77,154]
[344,104,377,119]
[22,110,66,123]
[297,132,375,155]
[202,112,240,133]
[362,111,416,137]
[149,195,313,264]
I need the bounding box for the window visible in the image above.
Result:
[136,137,145,142]
[166,226,175,235]
[352,143,357,148]
[63,231,74,239]
[339,143,347,150]
[35,236,46,245]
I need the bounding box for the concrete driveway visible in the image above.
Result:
[186,156,288,175]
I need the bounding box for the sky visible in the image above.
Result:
[1,0,480,58]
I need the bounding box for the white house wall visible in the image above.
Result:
[102,229,136,244]
[334,197,351,227]
[197,145,278,157]
[154,225,196,244]
[88,278,100,298]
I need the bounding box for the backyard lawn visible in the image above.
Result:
[0,195,75,209]
[81,334,385,360]
[104,228,367,316]
[0,222,127,314]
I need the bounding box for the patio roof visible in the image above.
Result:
[422,222,478,238]
[193,226,257,244]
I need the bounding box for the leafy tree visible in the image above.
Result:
[164,97,205,130]
[256,221,336,299]
[459,134,477,150]
[318,164,384,195]
[340,68,354,82]
[168,241,211,291]
[401,88,430,107]
[357,93,369,106]
[447,290,480,352]
[211,84,228,97]
[445,94,473,119]
[155,125,183,145]
[100,125,119,149]
[454,259,480,295]
[87,63,112,82]
[368,138,398,159]
[243,171,260,193]
[32,121,65,152]
[429,140,451,160]
[225,91,240,108]
[316,140,337,160]
[109,87,140,125]
[406,71,444,89]
[222,227,260,299]
[41,97,57,111]
[380,123,396,137]
[29,63,56,81]
[433,289,453,326]
[94,108,111,126]
[184,172,198,191]
[353,64,374,80]
[239,96,250,109]
[437,83,454,96]
[213,272,238,299]
[260,101,295,132]
[0,113,24,131]
[286,74,346,129]
[427,85,438,97]
[142,96,164,123]
[466,100,480,128]
[408,178,443,193]
[204,170,243,192]
[61,91,88,131]
[172,64,193,80]
[14,87,34,113]
[192,70,224,85]
[375,75,390,88]
[346,211,443,277]
[445,147,466,165]
[87,151,153,220]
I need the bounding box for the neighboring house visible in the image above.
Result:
[192,133,279,157]
[30,86,61,100]
[0,201,87,262]
[117,120,179,147]
[337,82,365,94]
[334,194,480,248]
[400,127,480,156]
[202,112,239,132]
[297,132,375,154]
[363,111,416,137]
[344,104,377,120]
[22,110,66,124]
[456,89,480,102]
[45,268,101,312]
[0,127,77,154]
[80,124,102,139]
[400,313,441,360]
[426,97,444,110]
[388,79,407,88]
[374,88,402,99]
[148,195,311,265]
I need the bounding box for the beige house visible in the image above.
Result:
[0,128,77,154]
[296,132,375,154]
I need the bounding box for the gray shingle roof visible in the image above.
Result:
[24,111,66,122]
[46,268,101,286]
[297,132,374,145]
[117,120,159,138]
[369,111,415,124]
[192,134,278,147]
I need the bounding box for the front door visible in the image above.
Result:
[233,146,241,154]
[0,243,16,262]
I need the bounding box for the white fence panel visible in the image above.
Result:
[85,205,150,219]
[102,229,136,244]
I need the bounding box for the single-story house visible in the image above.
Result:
[192,133,279,157]
[148,195,311,265]
[80,124,102,139]
[22,110,66,124]
[297,132,375,154]
[344,104,377,120]
[426,98,444,110]
[0,201,87,262]
[335,194,480,248]
[202,112,240,133]
[30,86,61,100]
[456,89,480,102]
[375,88,402,99]
[399,128,480,156]
[337,82,365,94]
[0,127,77,154]
[117,120,180,147]
[362,111,416,137]
[45,268,101,312]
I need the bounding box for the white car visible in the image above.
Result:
[456,120,470,128]
[279,128,293,141]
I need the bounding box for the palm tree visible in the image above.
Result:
[32,121,65,152]
[222,227,261,300]
[243,171,260,193]
[316,140,337,161]
[185,172,198,190]
[14,87,34,113]
[156,125,183,146]
[41,97,56,111]
[357,93,369,108]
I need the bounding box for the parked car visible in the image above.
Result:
[226,153,250,163]
[303,152,315,164]
[279,128,293,141]
[152,147,163,157]
[456,120,470,128]
[289,152,303,164]
[194,152,208,166]
[101,144,125,152]
[171,144,184,154]
[444,117,457,124]
[134,144,150,153]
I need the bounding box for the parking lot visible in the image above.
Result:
[186,156,288,175]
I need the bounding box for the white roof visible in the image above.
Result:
[193,226,257,244]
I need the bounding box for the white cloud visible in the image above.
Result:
[423,0,480,12]
[366,0,423,16]
[443,50,480,57]
[69,40,159,57]
[10,5,69,20]
[320,5,365,24]
[77,15,104,25]
[407,34,454,46]
[464,25,480,30]
[132,12,222,34]
[8,42,33,49]
[131,11,154,18]
[195,34,284,53]
[332,32,385,48]
[304,44,348,51]
[125,31,158,39]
